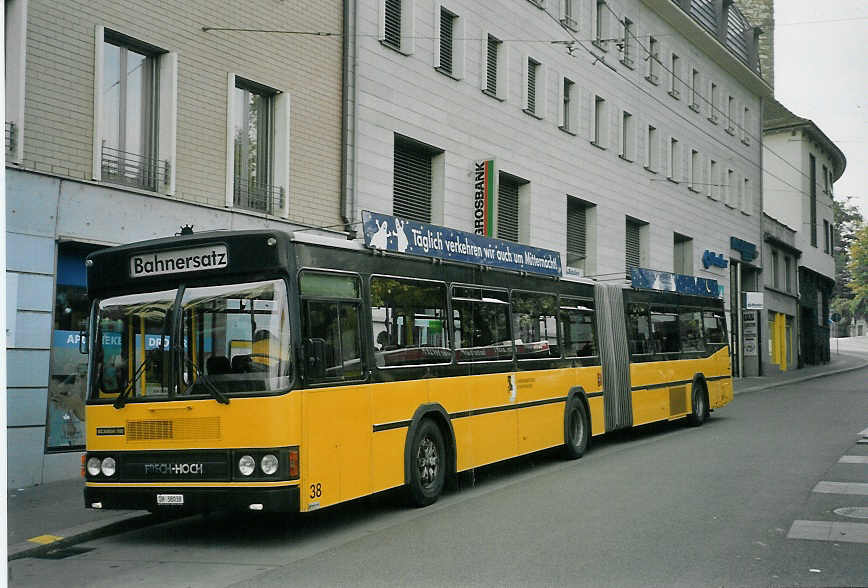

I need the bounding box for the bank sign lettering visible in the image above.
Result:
[362,210,562,277]
[130,245,228,278]
[473,160,494,236]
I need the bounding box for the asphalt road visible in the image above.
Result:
[10,367,868,587]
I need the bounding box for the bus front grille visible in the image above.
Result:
[126,418,221,441]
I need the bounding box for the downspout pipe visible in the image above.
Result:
[339,0,357,238]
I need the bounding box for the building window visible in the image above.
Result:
[668,137,680,181]
[561,0,578,29]
[810,153,817,246]
[645,124,658,172]
[94,28,174,192]
[742,106,751,144]
[669,53,680,98]
[230,77,287,215]
[497,172,526,242]
[393,135,440,223]
[726,169,735,207]
[620,18,634,67]
[726,96,735,133]
[772,250,780,289]
[690,149,701,192]
[823,220,831,254]
[784,256,792,292]
[674,233,692,275]
[822,164,830,194]
[625,218,644,276]
[381,0,414,54]
[593,95,607,148]
[646,36,659,83]
[484,34,504,98]
[708,82,719,123]
[708,159,719,200]
[620,111,633,161]
[567,197,594,275]
[560,78,576,133]
[524,58,542,117]
[690,68,700,111]
[594,0,608,49]
[437,8,456,75]
[742,177,751,213]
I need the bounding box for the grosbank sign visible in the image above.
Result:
[129,245,229,278]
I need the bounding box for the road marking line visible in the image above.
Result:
[27,534,64,545]
[788,520,868,544]
[839,455,868,464]
[813,481,868,495]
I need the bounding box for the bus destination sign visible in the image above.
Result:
[361,210,562,277]
[129,245,229,278]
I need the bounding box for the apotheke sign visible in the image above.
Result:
[130,245,229,278]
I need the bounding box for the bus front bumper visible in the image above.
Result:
[84,484,300,513]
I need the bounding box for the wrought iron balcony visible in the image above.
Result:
[233,178,285,215]
[101,146,169,191]
[5,121,16,152]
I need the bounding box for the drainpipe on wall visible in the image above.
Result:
[339,0,357,238]
[737,261,743,378]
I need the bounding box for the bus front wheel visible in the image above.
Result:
[407,419,446,507]
[563,397,589,459]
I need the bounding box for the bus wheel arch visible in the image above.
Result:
[563,388,591,459]
[403,404,455,506]
[687,375,709,426]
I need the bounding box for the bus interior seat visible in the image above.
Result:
[231,354,252,372]
[207,356,231,375]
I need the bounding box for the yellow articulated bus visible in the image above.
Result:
[83,212,731,513]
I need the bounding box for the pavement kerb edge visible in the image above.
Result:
[7,512,156,561]
[733,361,868,396]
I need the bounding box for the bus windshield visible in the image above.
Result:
[91,279,291,402]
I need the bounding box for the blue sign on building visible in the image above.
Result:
[702,250,728,269]
[631,268,720,298]
[361,211,562,277]
[730,236,758,262]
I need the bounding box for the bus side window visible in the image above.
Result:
[511,291,559,360]
[560,299,597,361]
[626,303,653,360]
[703,310,728,353]
[650,305,680,358]
[678,308,704,354]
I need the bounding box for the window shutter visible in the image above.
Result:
[497,176,519,242]
[384,0,402,48]
[625,220,641,274]
[393,140,432,223]
[486,36,498,94]
[567,199,586,268]
[527,59,537,113]
[440,10,453,74]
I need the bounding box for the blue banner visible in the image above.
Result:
[361,211,562,277]
[631,268,719,298]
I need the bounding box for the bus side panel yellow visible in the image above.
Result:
[436,375,475,470]
[302,384,374,510]
[370,428,406,493]
[632,387,668,425]
[468,372,518,466]
[515,369,572,455]
[587,395,604,436]
[370,380,427,428]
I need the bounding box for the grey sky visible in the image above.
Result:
[773,0,868,219]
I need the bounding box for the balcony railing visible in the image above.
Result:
[671,0,761,76]
[101,146,169,191]
[5,121,16,152]
[233,178,285,215]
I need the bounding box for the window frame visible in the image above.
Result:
[510,289,560,362]
[450,284,514,364]
[560,296,599,363]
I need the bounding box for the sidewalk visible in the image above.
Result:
[7,349,868,561]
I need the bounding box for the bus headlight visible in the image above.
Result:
[87,457,102,477]
[101,457,117,477]
[238,455,255,476]
[261,454,279,475]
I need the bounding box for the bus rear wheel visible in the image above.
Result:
[407,419,446,507]
[687,382,709,426]
[563,397,589,459]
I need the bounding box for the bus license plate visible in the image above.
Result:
[156,494,184,506]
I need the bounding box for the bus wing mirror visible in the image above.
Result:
[304,338,326,380]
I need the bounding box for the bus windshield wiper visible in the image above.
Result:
[180,355,230,405]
